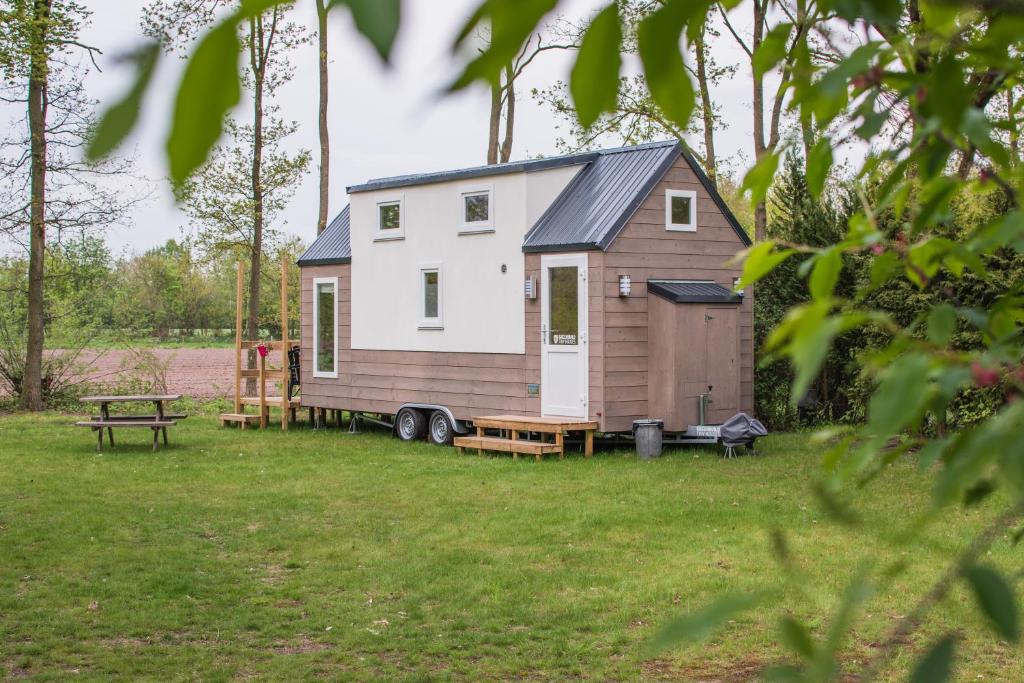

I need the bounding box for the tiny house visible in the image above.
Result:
[297,140,753,443]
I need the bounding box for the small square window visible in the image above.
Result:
[459,187,494,234]
[464,192,489,223]
[379,202,401,230]
[666,189,697,232]
[672,195,691,225]
[419,265,442,329]
[375,197,405,241]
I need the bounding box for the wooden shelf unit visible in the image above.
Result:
[219,258,299,430]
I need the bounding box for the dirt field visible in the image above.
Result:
[65,348,238,399]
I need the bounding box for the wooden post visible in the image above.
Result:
[280,257,289,431]
[585,430,594,458]
[234,262,244,414]
[259,351,267,429]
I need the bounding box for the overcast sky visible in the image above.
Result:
[8,0,761,255]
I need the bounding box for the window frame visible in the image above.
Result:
[375,195,405,241]
[418,263,443,330]
[665,189,697,232]
[312,276,338,378]
[458,185,494,234]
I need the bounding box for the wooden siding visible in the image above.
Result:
[300,263,544,421]
[600,155,754,432]
[301,254,609,426]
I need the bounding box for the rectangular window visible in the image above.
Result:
[548,266,579,346]
[459,186,493,233]
[313,277,337,378]
[375,197,405,240]
[666,189,697,232]
[419,265,442,329]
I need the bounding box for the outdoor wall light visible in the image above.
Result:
[524,276,537,299]
[619,274,631,297]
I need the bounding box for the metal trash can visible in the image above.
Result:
[633,419,664,459]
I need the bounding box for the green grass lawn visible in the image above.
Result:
[0,413,1020,681]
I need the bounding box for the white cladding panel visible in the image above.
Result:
[350,165,584,353]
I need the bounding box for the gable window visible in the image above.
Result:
[666,189,697,232]
[313,277,338,378]
[419,264,443,329]
[375,196,404,240]
[459,186,494,234]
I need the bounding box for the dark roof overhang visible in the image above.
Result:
[647,279,743,304]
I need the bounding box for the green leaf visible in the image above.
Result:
[809,249,842,301]
[167,18,243,184]
[866,352,932,440]
[965,565,1020,642]
[779,615,816,659]
[742,151,781,207]
[963,480,996,506]
[806,137,834,199]
[449,0,559,90]
[910,635,956,683]
[753,22,792,79]
[570,3,622,129]
[648,594,759,655]
[87,43,160,161]
[927,304,957,346]
[737,241,796,290]
[636,2,697,132]
[330,0,401,63]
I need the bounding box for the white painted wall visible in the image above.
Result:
[350,164,584,353]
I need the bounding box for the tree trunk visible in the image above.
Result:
[1009,89,1020,162]
[487,78,501,164]
[694,23,717,188]
[499,65,515,163]
[796,0,814,167]
[246,15,267,395]
[315,0,330,234]
[751,0,768,241]
[22,0,52,412]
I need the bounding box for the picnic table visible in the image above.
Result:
[76,395,185,452]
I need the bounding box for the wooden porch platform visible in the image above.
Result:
[454,415,598,461]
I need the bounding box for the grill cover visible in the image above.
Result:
[719,412,768,446]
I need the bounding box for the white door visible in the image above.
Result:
[541,253,588,418]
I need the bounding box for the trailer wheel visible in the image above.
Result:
[428,410,454,446]
[395,408,426,441]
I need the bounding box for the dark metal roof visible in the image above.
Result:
[523,141,681,252]
[297,205,350,266]
[347,152,597,194]
[299,141,752,268]
[647,280,743,304]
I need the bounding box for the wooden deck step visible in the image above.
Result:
[219,413,262,429]
[454,435,563,461]
[469,414,597,458]
[239,396,300,407]
[471,415,598,433]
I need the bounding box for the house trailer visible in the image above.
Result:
[297,140,753,444]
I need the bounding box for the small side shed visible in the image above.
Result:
[647,280,744,431]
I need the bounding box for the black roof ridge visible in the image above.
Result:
[346,140,680,194]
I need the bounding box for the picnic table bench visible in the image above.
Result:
[75,395,185,452]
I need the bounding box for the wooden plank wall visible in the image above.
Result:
[599,155,754,433]
[300,263,545,421]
